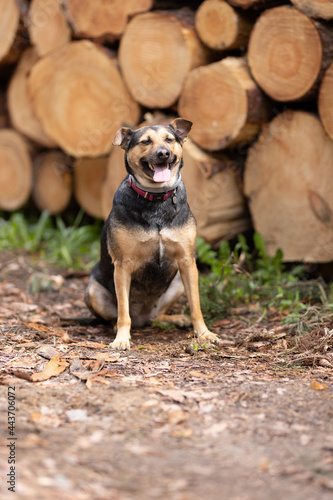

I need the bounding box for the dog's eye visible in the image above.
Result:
[140,138,151,145]
[165,137,175,143]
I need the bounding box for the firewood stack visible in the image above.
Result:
[1,0,333,262]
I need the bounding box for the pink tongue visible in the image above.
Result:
[153,165,171,182]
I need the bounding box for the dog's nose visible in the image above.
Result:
[157,148,170,160]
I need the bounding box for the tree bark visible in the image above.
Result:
[32,151,72,214]
[244,110,333,262]
[74,156,108,219]
[0,129,32,211]
[178,57,269,150]
[228,0,282,8]
[119,10,210,108]
[101,147,127,220]
[290,0,333,20]
[8,48,56,147]
[195,0,252,51]
[63,0,153,39]
[248,6,333,101]
[0,92,9,129]
[28,40,140,157]
[182,139,251,244]
[318,62,333,141]
[28,0,71,57]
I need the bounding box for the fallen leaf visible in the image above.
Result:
[259,457,269,471]
[11,370,34,381]
[156,388,185,403]
[318,477,333,490]
[189,370,214,379]
[203,422,228,436]
[104,353,121,363]
[23,322,73,343]
[69,357,106,381]
[12,303,38,312]
[183,390,219,402]
[69,358,89,380]
[102,371,119,378]
[9,355,38,369]
[0,307,15,316]
[310,380,327,391]
[87,357,106,372]
[30,412,60,428]
[30,355,69,382]
[168,410,188,425]
[87,376,110,387]
[37,346,60,360]
[125,443,153,456]
[189,370,205,378]
[171,426,193,438]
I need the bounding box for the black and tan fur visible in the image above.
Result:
[85,118,220,350]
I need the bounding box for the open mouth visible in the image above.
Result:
[141,159,176,183]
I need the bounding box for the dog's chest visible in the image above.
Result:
[111,224,195,272]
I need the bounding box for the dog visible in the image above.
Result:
[85,118,220,350]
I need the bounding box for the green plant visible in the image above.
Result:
[47,211,101,268]
[0,211,52,252]
[196,234,332,324]
[0,210,102,269]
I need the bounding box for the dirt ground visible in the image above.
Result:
[0,252,333,500]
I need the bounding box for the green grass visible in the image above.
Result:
[196,234,333,329]
[0,210,102,269]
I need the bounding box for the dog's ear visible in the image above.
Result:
[169,118,193,141]
[112,127,134,150]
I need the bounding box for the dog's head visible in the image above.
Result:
[112,118,192,187]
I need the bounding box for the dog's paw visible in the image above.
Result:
[109,338,131,351]
[156,313,192,329]
[198,331,221,346]
[173,314,192,328]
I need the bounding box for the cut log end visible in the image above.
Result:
[101,147,127,219]
[33,151,72,214]
[74,156,108,219]
[0,129,32,211]
[248,6,322,101]
[63,0,153,38]
[28,0,71,57]
[8,48,56,147]
[195,0,252,51]
[28,40,140,157]
[318,62,333,141]
[244,111,333,262]
[119,11,209,109]
[178,57,267,151]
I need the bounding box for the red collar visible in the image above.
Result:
[127,176,177,202]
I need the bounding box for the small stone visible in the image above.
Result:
[66,409,88,422]
[185,344,196,355]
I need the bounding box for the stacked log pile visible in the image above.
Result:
[1,0,333,261]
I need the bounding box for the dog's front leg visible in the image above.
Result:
[179,257,220,346]
[110,263,132,350]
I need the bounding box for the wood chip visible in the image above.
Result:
[310,380,327,390]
